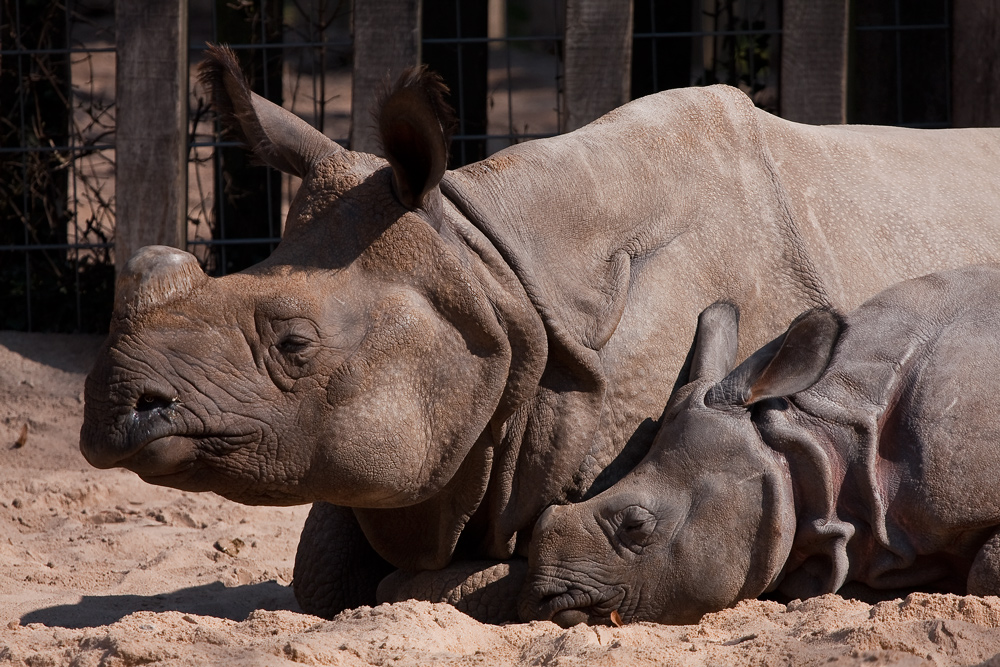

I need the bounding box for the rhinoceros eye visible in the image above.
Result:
[277,335,311,355]
[270,318,320,366]
[616,505,657,550]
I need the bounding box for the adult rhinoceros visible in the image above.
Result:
[80,45,1000,622]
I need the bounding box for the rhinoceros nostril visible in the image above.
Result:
[135,393,176,413]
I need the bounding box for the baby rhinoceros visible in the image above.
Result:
[520,264,1000,627]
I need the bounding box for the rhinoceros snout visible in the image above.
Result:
[518,579,621,627]
[80,388,182,470]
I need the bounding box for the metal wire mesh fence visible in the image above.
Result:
[632,0,781,114]
[2,0,571,334]
[1,0,116,333]
[849,0,950,127]
[422,0,565,167]
[186,0,354,276]
[186,0,565,277]
[0,0,956,334]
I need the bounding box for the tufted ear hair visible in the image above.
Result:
[708,308,843,408]
[377,66,457,210]
[198,43,341,178]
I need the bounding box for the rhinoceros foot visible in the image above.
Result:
[293,502,393,618]
[968,530,1000,596]
[376,559,528,624]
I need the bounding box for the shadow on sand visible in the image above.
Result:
[20,580,302,628]
[0,331,105,375]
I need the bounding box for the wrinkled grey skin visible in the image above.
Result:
[81,44,1000,622]
[522,265,1000,626]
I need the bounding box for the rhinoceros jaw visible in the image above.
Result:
[114,434,198,478]
[114,245,209,319]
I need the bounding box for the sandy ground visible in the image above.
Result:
[3,332,1000,666]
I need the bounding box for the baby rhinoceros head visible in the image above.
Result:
[519,303,842,626]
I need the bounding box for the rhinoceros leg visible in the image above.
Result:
[968,530,1000,596]
[376,559,527,624]
[293,502,394,617]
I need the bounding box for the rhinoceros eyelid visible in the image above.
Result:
[617,505,656,531]
[597,505,659,555]
[276,335,312,353]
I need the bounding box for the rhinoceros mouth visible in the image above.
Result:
[117,434,199,480]
[525,582,627,627]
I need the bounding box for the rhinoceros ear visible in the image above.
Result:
[113,246,209,320]
[688,302,741,384]
[377,66,457,210]
[198,44,341,178]
[709,308,842,407]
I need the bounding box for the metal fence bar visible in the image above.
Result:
[454,0,467,166]
[0,243,113,251]
[552,0,564,133]
[451,132,556,141]
[0,46,116,55]
[854,23,948,31]
[633,29,782,38]
[67,0,80,332]
[14,0,34,332]
[186,237,286,246]
[503,14,515,140]
[0,144,115,154]
[893,0,903,125]
[943,2,951,127]
[648,1,659,92]
[423,35,562,43]
[187,39,352,50]
[259,0,277,255]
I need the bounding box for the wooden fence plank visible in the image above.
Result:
[115,0,188,271]
[351,0,421,153]
[953,0,1000,127]
[563,0,633,132]
[780,0,848,124]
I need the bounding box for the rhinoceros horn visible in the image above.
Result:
[113,245,209,320]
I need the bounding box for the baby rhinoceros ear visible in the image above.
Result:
[709,308,843,408]
[688,302,741,384]
[377,66,457,210]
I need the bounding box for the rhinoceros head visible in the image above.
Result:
[520,303,842,625]
[79,46,543,508]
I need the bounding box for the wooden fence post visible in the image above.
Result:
[780,0,849,124]
[952,0,1000,127]
[351,0,421,153]
[115,0,188,271]
[563,0,633,132]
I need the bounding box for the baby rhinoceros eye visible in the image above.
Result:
[616,505,657,551]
